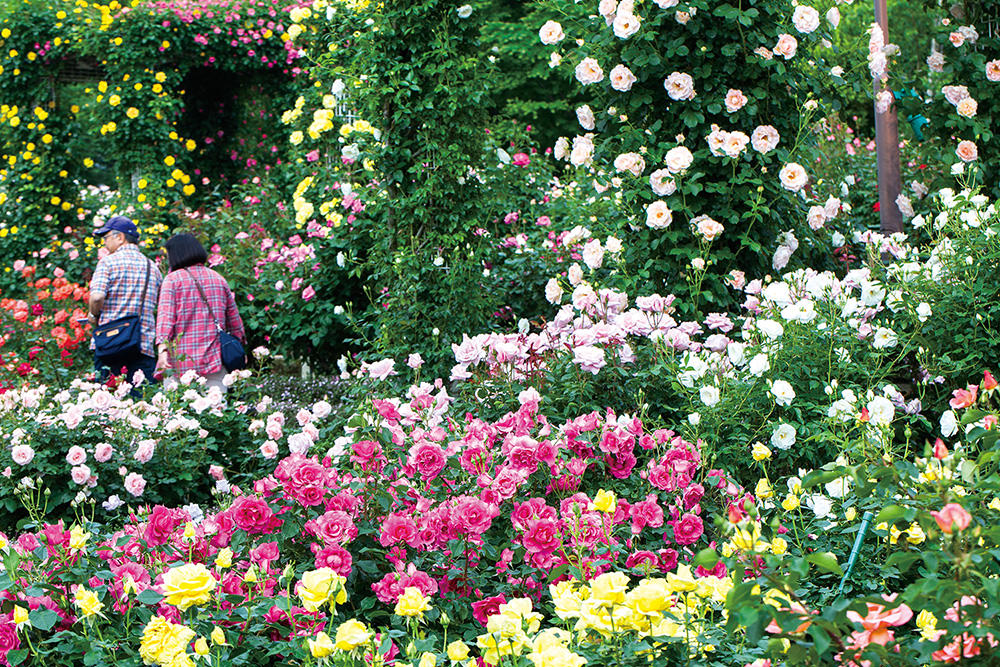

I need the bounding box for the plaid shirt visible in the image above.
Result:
[90,245,162,358]
[156,264,245,375]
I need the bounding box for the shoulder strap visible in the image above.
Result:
[183,267,224,333]
[136,256,152,318]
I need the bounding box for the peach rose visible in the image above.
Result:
[792,6,820,34]
[693,215,724,242]
[664,72,696,101]
[956,97,978,118]
[613,152,645,177]
[930,503,972,534]
[570,134,594,166]
[751,125,780,154]
[779,162,808,192]
[576,104,595,130]
[649,169,676,196]
[955,140,978,162]
[723,131,750,159]
[574,57,604,85]
[664,146,693,174]
[645,201,673,229]
[987,59,1000,82]
[613,12,641,39]
[725,88,748,113]
[773,33,798,59]
[609,64,637,92]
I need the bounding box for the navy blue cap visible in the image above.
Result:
[95,215,139,238]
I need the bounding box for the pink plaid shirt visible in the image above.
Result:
[156,265,245,375]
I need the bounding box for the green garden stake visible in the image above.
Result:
[836,511,874,596]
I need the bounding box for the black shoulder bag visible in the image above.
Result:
[185,268,247,372]
[93,258,152,362]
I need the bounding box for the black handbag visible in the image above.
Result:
[185,269,247,371]
[93,258,152,362]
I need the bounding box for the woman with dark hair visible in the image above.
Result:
[155,233,245,390]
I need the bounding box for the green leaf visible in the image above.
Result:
[5,649,27,666]
[136,589,165,605]
[29,607,60,632]
[875,505,907,524]
[806,552,843,576]
[692,548,719,570]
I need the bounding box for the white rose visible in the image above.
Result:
[792,6,820,34]
[664,146,694,174]
[544,278,563,304]
[664,72,696,101]
[700,385,720,407]
[771,379,795,406]
[609,64,637,91]
[574,57,604,85]
[582,239,604,269]
[538,20,565,45]
[750,125,780,154]
[940,410,958,437]
[649,168,676,196]
[612,12,641,38]
[867,396,895,426]
[645,201,673,229]
[457,5,473,18]
[779,162,808,192]
[748,353,770,376]
[770,423,796,450]
[576,105,596,130]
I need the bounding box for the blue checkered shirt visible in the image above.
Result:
[90,245,163,357]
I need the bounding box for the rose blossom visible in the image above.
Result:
[987,59,1000,82]
[538,20,564,45]
[751,125,780,154]
[612,12,641,39]
[693,215,724,242]
[11,445,34,465]
[955,140,978,162]
[613,152,645,177]
[572,346,606,374]
[649,169,676,196]
[779,162,808,192]
[723,131,750,159]
[609,64,637,92]
[260,441,279,459]
[724,88,748,113]
[942,85,969,106]
[673,513,704,545]
[664,72,696,101]
[773,33,798,59]
[570,134,594,166]
[792,5,820,33]
[71,465,91,485]
[576,105,595,130]
[930,503,972,534]
[66,445,87,465]
[645,201,673,229]
[575,57,604,85]
[956,97,977,118]
[124,472,147,496]
[94,443,113,462]
[582,239,604,269]
[664,146,694,174]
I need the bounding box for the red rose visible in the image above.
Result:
[230,496,275,534]
[144,506,186,546]
[472,594,507,627]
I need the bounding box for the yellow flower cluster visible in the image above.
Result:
[308,108,336,139]
[160,562,217,611]
[139,615,197,667]
[339,119,378,138]
[394,586,432,618]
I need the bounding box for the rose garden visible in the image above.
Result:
[0,0,998,665]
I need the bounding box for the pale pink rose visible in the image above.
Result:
[706,127,728,156]
[538,20,565,45]
[571,283,598,311]
[598,0,617,19]
[567,263,584,285]
[824,196,842,218]
[664,72,696,101]
[576,105,595,130]
[366,358,397,380]
[751,125,780,154]
[772,244,793,271]
[609,64,637,92]
[134,439,156,464]
[260,441,279,459]
[927,50,945,72]
[613,152,645,177]
[544,278,563,304]
[956,97,977,118]
[723,131,750,159]
[792,5,820,34]
[94,443,113,462]
[71,465,91,485]
[11,445,34,466]
[12,260,25,271]
[554,136,569,160]
[948,31,964,47]
[570,134,594,166]
[449,364,472,382]
[649,169,676,196]
[724,89,748,113]
[773,33,798,59]
[209,465,225,480]
[302,286,316,302]
[653,0,678,6]
[582,239,604,269]
[664,146,694,173]
[693,215,724,242]
[807,206,826,230]
[574,57,604,85]
[612,12,641,38]
[955,140,978,162]
[755,47,773,60]
[572,345,606,374]
[66,445,87,466]
[265,422,283,440]
[779,162,808,192]
[987,59,1000,82]
[646,201,673,229]
[942,85,969,106]
[406,353,424,369]
[124,472,146,496]
[895,194,914,218]
[452,334,483,365]
[875,89,893,114]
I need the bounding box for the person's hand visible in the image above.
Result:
[154,351,170,378]
[87,312,97,325]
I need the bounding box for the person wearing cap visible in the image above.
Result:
[88,215,163,386]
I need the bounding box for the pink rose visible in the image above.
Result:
[408,442,447,480]
[306,510,357,545]
[94,443,113,462]
[230,495,276,534]
[11,445,34,466]
[512,152,530,166]
[71,465,91,485]
[66,446,87,465]
[260,441,279,459]
[379,514,418,547]
[930,503,972,534]
[124,472,146,496]
[522,518,561,554]
[133,439,156,464]
[672,512,704,545]
[725,88,748,113]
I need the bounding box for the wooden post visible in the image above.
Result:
[874,0,903,234]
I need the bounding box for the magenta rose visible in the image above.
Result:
[0,620,21,657]
[230,495,275,534]
[143,506,186,547]
[522,518,561,554]
[673,513,704,545]
[625,550,660,570]
[312,544,352,575]
[306,510,357,545]
[454,496,494,535]
[378,514,418,547]
[472,594,507,627]
[408,442,447,480]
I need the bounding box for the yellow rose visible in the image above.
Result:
[307,631,335,658]
[447,640,470,661]
[781,494,800,511]
[126,107,139,118]
[751,442,771,461]
[194,637,209,656]
[845,507,857,521]
[160,563,217,611]
[418,652,436,667]
[593,489,617,513]
[69,524,90,551]
[298,568,346,612]
[164,155,175,166]
[13,606,28,627]
[626,578,671,614]
[906,523,926,545]
[334,618,371,651]
[214,548,233,569]
[770,537,788,556]
[394,586,431,617]
[211,627,227,646]
[109,94,121,106]
[589,571,629,605]
[74,587,104,617]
